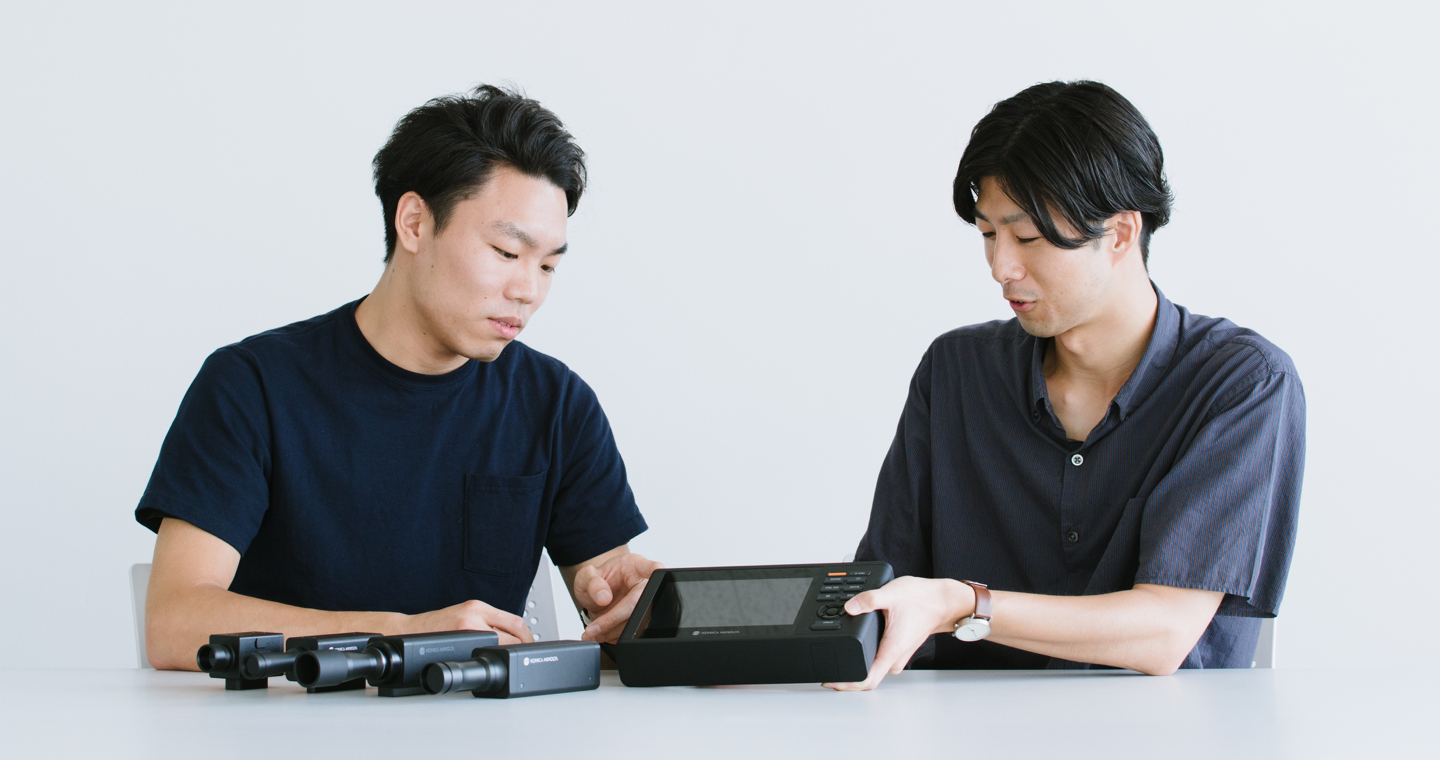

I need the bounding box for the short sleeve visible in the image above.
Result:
[855,349,935,578]
[134,347,273,555]
[1135,367,1306,617]
[542,374,647,567]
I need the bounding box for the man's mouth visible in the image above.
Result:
[488,317,523,339]
[1008,299,1035,313]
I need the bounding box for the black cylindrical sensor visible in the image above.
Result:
[422,651,505,695]
[421,641,601,699]
[195,632,285,690]
[294,648,386,689]
[196,644,232,673]
[241,650,299,680]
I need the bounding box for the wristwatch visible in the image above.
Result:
[953,580,992,642]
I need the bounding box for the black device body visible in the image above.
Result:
[197,632,285,690]
[615,562,894,687]
[239,632,379,693]
[293,630,500,697]
[421,641,601,699]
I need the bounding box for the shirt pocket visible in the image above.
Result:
[463,471,547,577]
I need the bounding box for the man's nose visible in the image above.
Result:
[989,237,1025,285]
[505,264,540,303]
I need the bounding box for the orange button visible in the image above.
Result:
[827,572,847,577]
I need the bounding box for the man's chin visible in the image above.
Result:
[1015,316,1060,339]
[463,340,511,364]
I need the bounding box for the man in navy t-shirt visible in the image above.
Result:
[136,86,656,670]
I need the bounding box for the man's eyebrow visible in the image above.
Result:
[491,221,567,255]
[973,210,1032,225]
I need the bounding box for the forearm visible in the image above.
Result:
[977,583,1223,675]
[146,583,406,671]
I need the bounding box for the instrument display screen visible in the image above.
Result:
[636,573,816,638]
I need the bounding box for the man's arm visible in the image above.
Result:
[560,545,661,644]
[146,518,533,671]
[826,578,1223,690]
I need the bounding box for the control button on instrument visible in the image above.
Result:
[816,593,838,601]
[810,620,843,631]
[817,605,844,619]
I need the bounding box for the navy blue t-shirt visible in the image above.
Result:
[136,299,648,617]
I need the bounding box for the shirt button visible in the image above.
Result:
[1066,530,1079,543]
[1070,453,1084,466]
[1031,409,1040,420]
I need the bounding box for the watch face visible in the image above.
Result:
[954,618,991,642]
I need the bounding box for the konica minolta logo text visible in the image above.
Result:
[329,646,358,652]
[522,656,559,666]
[692,630,740,636]
[417,646,456,656]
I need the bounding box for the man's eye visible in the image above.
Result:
[495,249,518,260]
[981,231,996,239]
[1016,237,1040,244]
[541,265,555,274]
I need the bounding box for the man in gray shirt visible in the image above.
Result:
[832,81,1304,688]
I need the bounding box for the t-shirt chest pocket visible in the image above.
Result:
[463,471,548,577]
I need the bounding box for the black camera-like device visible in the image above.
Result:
[197,632,285,690]
[239,632,379,692]
[615,562,894,686]
[421,641,601,699]
[293,630,500,697]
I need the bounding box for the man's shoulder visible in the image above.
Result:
[222,301,355,363]
[926,318,1032,367]
[1172,304,1299,383]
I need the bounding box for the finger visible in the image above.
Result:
[482,609,534,644]
[582,579,647,642]
[572,564,613,610]
[844,588,886,616]
[830,619,921,691]
[611,554,662,586]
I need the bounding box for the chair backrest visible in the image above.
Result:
[127,559,563,668]
[130,563,152,668]
[523,554,562,642]
[1253,618,1277,668]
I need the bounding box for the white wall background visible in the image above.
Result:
[1,0,1434,669]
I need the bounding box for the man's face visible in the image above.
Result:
[409,165,569,362]
[973,176,1114,339]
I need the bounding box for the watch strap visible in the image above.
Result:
[962,580,991,621]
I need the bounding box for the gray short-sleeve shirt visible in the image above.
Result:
[855,284,1305,669]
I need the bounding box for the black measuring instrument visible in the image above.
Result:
[615,562,894,686]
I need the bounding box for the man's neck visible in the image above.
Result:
[1044,278,1159,407]
[354,266,469,376]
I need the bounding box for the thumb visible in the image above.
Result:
[845,589,883,616]
[574,564,613,608]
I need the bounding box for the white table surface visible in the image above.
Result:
[2,667,1434,759]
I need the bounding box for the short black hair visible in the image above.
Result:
[372,84,587,262]
[953,81,1172,264]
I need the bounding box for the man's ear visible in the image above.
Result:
[1107,210,1143,265]
[394,191,431,257]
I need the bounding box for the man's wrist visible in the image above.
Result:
[939,578,977,634]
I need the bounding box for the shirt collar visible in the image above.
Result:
[1027,282,1180,423]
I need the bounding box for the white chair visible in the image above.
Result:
[128,559,565,668]
[1253,618,1276,669]
[130,563,152,668]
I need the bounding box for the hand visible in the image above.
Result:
[572,552,662,643]
[402,599,534,645]
[823,576,973,691]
